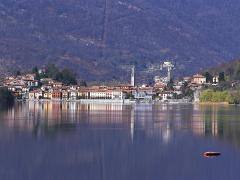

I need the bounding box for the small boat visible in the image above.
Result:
[203,152,221,157]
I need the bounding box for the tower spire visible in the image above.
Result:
[131,66,135,86]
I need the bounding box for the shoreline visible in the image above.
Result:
[16,99,239,106]
[197,102,230,105]
[18,99,193,105]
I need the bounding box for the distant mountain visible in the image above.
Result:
[1,0,240,82]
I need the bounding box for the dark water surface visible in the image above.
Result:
[0,102,240,180]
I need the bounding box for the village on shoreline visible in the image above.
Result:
[1,62,224,104]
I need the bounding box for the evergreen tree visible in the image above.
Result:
[32,66,38,74]
[234,63,240,80]
[44,64,78,85]
[80,80,87,87]
[15,70,21,76]
[219,72,225,82]
[166,79,174,91]
[45,64,60,79]
[204,72,213,83]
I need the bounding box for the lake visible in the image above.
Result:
[0,101,240,180]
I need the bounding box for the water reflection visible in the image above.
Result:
[1,102,240,180]
[1,102,240,146]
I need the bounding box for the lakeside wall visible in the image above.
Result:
[23,98,192,105]
[24,99,136,104]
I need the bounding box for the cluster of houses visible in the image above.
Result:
[3,73,154,101]
[2,72,219,102]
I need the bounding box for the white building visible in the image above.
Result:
[212,75,219,84]
[159,92,174,101]
[69,90,77,100]
[89,90,123,100]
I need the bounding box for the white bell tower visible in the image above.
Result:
[131,66,135,86]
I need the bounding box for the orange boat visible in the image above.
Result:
[203,152,221,157]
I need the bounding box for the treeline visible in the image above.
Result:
[16,64,88,86]
[32,64,78,85]
[200,89,240,104]
[200,59,240,104]
[204,72,225,83]
[207,59,240,81]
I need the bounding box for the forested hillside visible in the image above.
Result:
[1,0,240,81]
[207,59,240,81]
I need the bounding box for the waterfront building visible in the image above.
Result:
[89,90,112,99]
[35,90,43,99]
[43,91,52,99]
[112,91,123,100]
[28,92,35,100]
[87,89,124,100]
[78,88,89,99]
[62,90,69,100]
[133,87,153,100]
[28,90,42,100]
[52,90,62,100]
[69,90,77,100]
[191,74,206,85]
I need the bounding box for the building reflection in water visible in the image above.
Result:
[1,101,132,131]
[1,102,240,145]
[192,104,224,137]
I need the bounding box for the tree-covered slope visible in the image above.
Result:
[1,0,240,81]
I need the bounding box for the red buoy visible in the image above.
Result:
[203,152,221,158]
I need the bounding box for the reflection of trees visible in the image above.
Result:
[196,104,240,147]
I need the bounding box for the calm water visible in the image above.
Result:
[0,102,240,180]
